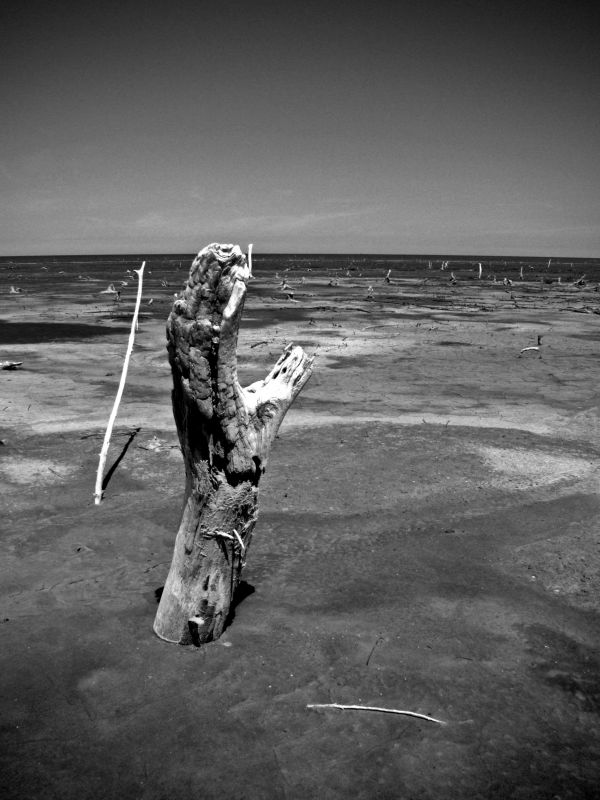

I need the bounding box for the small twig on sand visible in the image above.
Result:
[366,635,384,666]
[94,262,145,504]
[307,703,447,725]
[520,334,543,356]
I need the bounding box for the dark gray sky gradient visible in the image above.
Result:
[3,0,599,255]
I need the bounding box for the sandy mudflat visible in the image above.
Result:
[1,256,599,799]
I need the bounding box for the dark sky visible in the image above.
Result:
[3,0,599,255]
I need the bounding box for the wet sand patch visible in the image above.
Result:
[0,320,131,344]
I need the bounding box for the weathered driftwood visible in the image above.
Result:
[306,704,447,725]
[94,263,145,504]
[154,243,313,645]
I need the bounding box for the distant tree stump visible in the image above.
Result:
[154,243,313,645]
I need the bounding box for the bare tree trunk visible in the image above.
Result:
[154,243,313,645]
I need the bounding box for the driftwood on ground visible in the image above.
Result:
[154,243,313,645]
[94,263,145,504]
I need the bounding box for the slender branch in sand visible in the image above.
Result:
[520,335,543,356]
[94,262,145,505]
[306,703,447,725]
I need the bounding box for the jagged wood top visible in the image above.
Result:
[167,243,313,481]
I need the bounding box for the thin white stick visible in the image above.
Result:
[306,703,447,725]
[213,530,246,554]
[94,262,145,504]
[247,243,253,277]
[232,528,246,553]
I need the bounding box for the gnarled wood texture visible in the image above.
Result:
[154,243,313,644]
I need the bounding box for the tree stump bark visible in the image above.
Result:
[153,243,313,645]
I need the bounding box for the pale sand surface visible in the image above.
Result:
[1,258,599,798]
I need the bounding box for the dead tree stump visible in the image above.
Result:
[154,243,313,645]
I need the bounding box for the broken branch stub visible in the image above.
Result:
[154,243,313,645]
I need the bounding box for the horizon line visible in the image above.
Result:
[1,251,598,262]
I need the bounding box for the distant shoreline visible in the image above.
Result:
[1,252,598,266]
